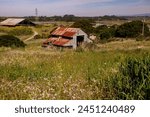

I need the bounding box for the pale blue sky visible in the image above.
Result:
[0,0,150,16]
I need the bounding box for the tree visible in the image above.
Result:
[116,20,150,38]
[100,30,111,40]
[63,14,76,22]
[99,25,117,40]
[94,25,108,34]
[72,19,94,35]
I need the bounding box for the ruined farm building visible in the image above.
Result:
[0,18,35,27]
[43,27,91,49]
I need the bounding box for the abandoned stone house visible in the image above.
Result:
[43,27,91,49]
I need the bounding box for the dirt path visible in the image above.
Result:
[24,30,38,42]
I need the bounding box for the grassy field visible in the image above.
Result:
[0,39,150,100]
[0,24,55,41]
[0,26,34,40]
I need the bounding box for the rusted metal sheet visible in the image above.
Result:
[52,38,70,46]
[43,38,57,44]
[51,27,79,37]
[47,38,58,43]
[63,31,76,37]
[43,37,70,46]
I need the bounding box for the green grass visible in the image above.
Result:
[0,39,150,100]
[0,26,33,35]
[0,26,33,40]
[0,24,55,40]
[33,24,55,37]
[113,54,150,100]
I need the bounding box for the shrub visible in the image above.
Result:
[72,20,94,35]
[99,26,117,41]
[0,35,26,48]
[94,25,108,34]
[9,27,33,36]
[113,55,150,99]
[100,30,111,40]
[116,20,150,38]
[34,34,42,39]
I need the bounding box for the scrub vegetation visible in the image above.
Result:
[0,35,26,48]
[0,26,33,36]
[0,39,150,100]
[0,19,150,100]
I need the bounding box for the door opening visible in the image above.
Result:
[77,35,84,46]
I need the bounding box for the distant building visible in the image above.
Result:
[0,18,35,27]
[43,27,91,49]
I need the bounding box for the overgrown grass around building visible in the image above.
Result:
[0,26,33,36]
[0,42,150,99]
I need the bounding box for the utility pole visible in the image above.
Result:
[35,8,38,22]
[142,17,145,36]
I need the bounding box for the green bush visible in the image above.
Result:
[113,55,150,99]
[116,20,150,38]
[9,27,33,36]
[99,25,117,41]
[0,35,26,47]
[100,30,111,40]
[94,25,108,34]
[72,20,94,35]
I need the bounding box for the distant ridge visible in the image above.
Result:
[134,13,150,16]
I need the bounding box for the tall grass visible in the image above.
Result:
[112,53,150,100]
[0,44,150,99]
[0,49,120,99]
[0,26,33,36]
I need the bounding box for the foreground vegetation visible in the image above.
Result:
[0,39,150,100]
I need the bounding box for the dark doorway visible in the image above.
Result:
[77,35,84,46]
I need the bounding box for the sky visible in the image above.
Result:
[0,0,150,16]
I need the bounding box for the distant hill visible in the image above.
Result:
[134,13,150,16]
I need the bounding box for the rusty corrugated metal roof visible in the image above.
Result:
[63,31,76,37]
[51,27,79,37]
[43,38,58,44]
[0,18,25,26]
[52,38,70,46]
[47,38,58,42]
[43,37,70,46]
